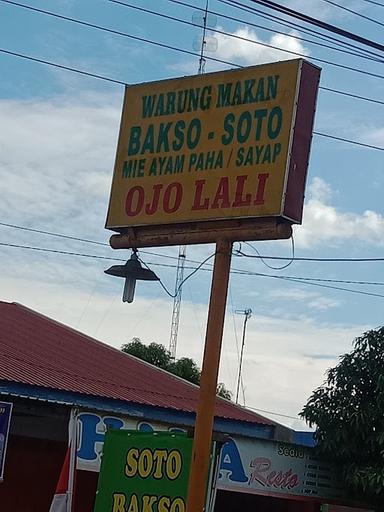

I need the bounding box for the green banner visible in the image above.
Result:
[94,430,193,512]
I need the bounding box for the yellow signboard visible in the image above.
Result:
[106,59,320,230]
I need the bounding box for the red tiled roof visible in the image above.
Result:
[0,301,273,426]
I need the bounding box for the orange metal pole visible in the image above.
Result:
[186,239,232,512]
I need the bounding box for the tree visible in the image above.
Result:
[169,357,200,385]
[121,338,232,399]
[122,338,171,370]
[301,327,384,510]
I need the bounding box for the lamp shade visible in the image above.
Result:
[104,252,159,282]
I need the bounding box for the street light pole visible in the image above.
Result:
[186,239,232,512]
[235,308,252,404]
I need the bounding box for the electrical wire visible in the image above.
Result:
[0,348,304,422]
[319,86,384,106]
[0,241,122,261]
[140,252,216,298]
[246,405,301,421]
[319,0,384,27]
[2,241,384,299]
[257,272,384,298]
[0,0,384,104]
[110,0,384,64]
[244,239,295,270]
[3,221,384,269]
[106,0,384,79]
[359,0,384,6]
[246,0,384,52]
[0,1,239,68]
[0,47,126,85]
[2,48,383,150]
[3,0,384,82]
[0,221,108,246]
[218,0,384,59]
[313,132,384,151]
[235,249,384,262]
[1,1,383,104]
[139,260,384,287]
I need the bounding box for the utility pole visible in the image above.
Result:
[235,308,252,404]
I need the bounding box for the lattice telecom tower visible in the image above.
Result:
[169,245,186,359]
[168,1,216,359]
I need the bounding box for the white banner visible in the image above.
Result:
[74,411,349,503]
[75,411,185,472]
[217,437,345,501]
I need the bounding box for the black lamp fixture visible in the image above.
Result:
[104,249,159,303]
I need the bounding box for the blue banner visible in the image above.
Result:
[0,402,12,481]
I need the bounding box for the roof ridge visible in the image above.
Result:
[0,301,277,427]
[9,302,217,393]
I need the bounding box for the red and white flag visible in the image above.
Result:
[49,446,71,512]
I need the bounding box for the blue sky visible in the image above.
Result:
[0,0,383,428]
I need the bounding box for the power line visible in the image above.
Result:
[215,0,384,60]
[253,272,384,299]
[236,249,384,262]
[359,0,384,6]
[2,222,384,267]
[0,222,108,246]
[0,48,126,85]
[3,0,384,82]
[2,50,383,152]
[313,132,384,151]
[319,86,384,106]
[147,259,384,298]
[246,405,301,421]
[136,259,384,287]
[112,0,383,64]
[0,1,240,68]
[246,0,384,52]
[106,0,384,79]
[144,260,384,298]
[320,0,384,27]
[1,4,383,107]
[0,241,122,261]
[140,253,216,299]
[144,260,384,288]
[2,241,384,299]
[268,275,384,287]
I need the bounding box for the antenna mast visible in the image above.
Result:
[169,2,211,359]
[235,308,252,404]
[198,0,209,75]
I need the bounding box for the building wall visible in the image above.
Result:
[0,397,70,512]
[74,470,99,512]
[215,490,320,512]
[0,434,67,511]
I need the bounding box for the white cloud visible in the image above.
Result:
[268,287,341,311]
[0,94,121,237]
[214,26,309,67]
[362,127,384,148]
[295,177,384,248]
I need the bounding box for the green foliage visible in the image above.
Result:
[121,338,171,370]
[169,357,200,385]
[121,338,232,399]
[301,327,384,508]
